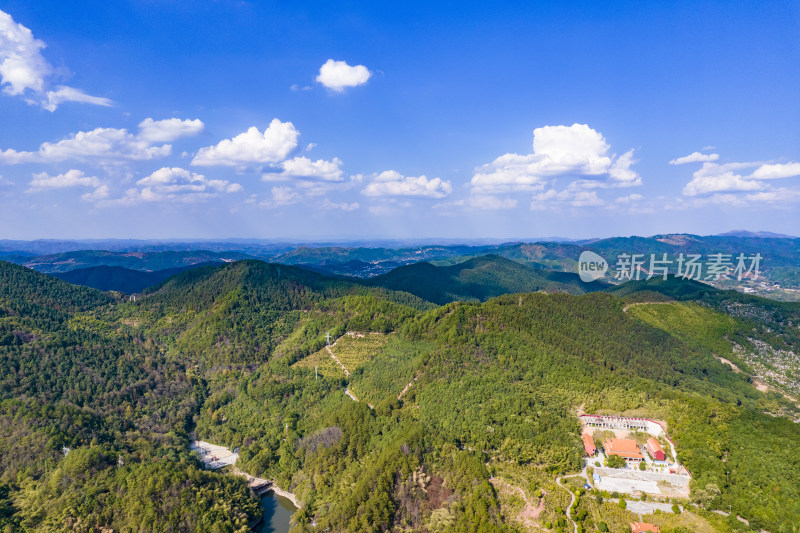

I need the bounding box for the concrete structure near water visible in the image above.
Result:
[190,440,239,470]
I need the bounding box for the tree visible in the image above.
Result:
[672,503,681,514]
[607,454,626,468]
[618,498,627,510]
[639,460,647,471]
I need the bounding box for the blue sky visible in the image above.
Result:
[0,1,798,240]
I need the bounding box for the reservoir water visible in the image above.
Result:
[256,491,296,533]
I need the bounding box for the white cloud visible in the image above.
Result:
[0,118,202,165]
[362,170,452,198]
[269,186,300,207]
[750,162,800,180]
[530,187,604,210]
[680,158,800,204]
[615,193,643,203]
[0,9,48,95]
[0,9,111,110]
[608,149,641,186]
[0,175,14,190]
[682,162,765,196]
[471,124,640,195]
[27,169,100,192]
[277,156,344,181]
[106,167,241,205]
[81,184,109,201]
[316,59,371,92]
[42,86,112,112]
[192,119,299,166]
[137,118,205,143]
[669,151,719,165]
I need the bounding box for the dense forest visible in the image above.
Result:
[1,258,799,532]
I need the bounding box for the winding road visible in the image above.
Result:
[556,471,588,533]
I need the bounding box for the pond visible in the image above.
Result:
[256,491,296,533]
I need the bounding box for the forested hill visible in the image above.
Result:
[2,258,800,531]
[363,254,603,304]
[0,261,112,324]
[112,260,429,365]
[0,261,262,530]
[52,263,217,293]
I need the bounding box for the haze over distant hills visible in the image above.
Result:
[3,232,799,301]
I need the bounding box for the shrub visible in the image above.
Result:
[618,498,627,509]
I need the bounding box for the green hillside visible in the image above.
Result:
[365,255,604,304]
[2,258,800,531]
[0,261,261,530]
[52,263,217,293]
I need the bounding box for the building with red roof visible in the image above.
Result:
[631,522,660,532]
[603,438,644,461]
[582,433,596,456]
[646,437,666,461]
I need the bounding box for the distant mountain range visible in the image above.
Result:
[3,232,800,297]
[717,230,797,239]
[20,250,253,274]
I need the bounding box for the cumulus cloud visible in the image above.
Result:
[316,59,371,92]
[0,118,203,164]
[108,167,241,205]
[362,170,452,198]
[683,163,765,196]
[750,162,800,180]
[669,151,719,165]
[137,118,205,143]
[277,156,344,181]
[26,169,99,192]
[0,9,111,110]
[471,124,641,195]
[681,158,800,201]
[81,184,109,201]
[192,119,299,167]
